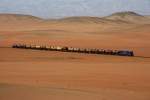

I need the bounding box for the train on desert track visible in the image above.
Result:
[12,44,134,57]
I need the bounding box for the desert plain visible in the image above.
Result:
[0,12,150,100]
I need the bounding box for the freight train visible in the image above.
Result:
[12,44,134,57]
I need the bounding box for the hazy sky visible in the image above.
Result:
[0,0,150,18]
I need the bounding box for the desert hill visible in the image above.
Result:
[0,13,43,24]
[0,11,149,32]
[55,16,121,24]
[51,11,150,24]
[0,14,45,31]
[0,12,150,25]
[0,11,150,100]
[0,14,42,21]
[57,16,105,23]
[104,11,150,24]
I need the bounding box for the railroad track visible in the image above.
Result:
[12,44,134,57]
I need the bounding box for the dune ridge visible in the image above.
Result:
[0,11,150,25]
[0,11,149,32]
[0,13,42,23]
[104,11,150,24]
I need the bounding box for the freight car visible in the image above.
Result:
[12,44,134,57]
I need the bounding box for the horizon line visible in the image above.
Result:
[0,11,149,19]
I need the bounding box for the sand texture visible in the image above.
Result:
[0,12,150,100]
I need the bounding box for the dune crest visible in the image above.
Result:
[0,11,150,25]
[0,13,43,24]
[104,11,150,24]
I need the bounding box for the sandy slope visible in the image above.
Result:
[0,22,150,57]
[0,12,150,100]
[104,11,150,24]
[0,48,150,100]
[146,16,150,19]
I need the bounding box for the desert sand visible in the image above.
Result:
[0,12,150,100]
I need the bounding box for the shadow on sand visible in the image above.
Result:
[134,56,150,59]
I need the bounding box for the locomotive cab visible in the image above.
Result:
[117,51,134,56]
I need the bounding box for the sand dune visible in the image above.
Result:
[0,14,45,31]
[0,12,148,32]
[0,48,150,100]
[0,11,150,100]
[0,12,149,31]
[0,12,149,56]
[0,11,150,25]
[53,16,127,24]
[54,12,150,24]
[0,14,43,24]
[104,11,150,24]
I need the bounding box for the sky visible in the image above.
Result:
[0,0,150,18]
